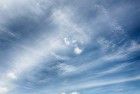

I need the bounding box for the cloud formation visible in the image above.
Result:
[0,0,139,94]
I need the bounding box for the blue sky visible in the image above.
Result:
[0,0,140,94]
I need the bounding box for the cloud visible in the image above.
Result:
[0,0,139,94]
[56,54,123,77]
[96,5,124,32]
[64,37,70,46]
[0,30,66,93]
[127,41,140,52]
[0,86,9,94]
[57,63,77,75]
[51,52,70,60]
[51,8,90,45]
[96,63,130,76]
[62,75,140,91]
[61,92,66,94]
[74,46,83,55]
[6,72,17,80]
[71,91,80,94]
[60,91,80,94]
[74,40,140,76]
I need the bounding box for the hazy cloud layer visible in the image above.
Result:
[0,0,140,94]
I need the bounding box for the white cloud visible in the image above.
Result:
[51,8,89,46]
[97,38,112,50]
[59,51,128,76]
[0,1,139,94]
[74,47,82,55]
[56,40,138,76]
[96,63,130,76]
[96,5,124,32]
[7,72,17,80]
[52,9,70,25]
[0,86,9,94]
[64,37,70,46]
[62,75,140,91]
[57,63,77,75]
[60,91,79,94]
[0,31,65,92]
[127,41,140,52]
[71,91,80,94]
[61,92,66,94]
[51,52,70,60]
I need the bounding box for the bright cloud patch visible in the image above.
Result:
[7,72,17,80]
[74,47,83,55]
[0,87,9,94]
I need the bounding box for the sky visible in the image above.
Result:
[0,0,140,94]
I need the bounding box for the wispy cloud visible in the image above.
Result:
[57,63,77,75]
[0,0,139,94]
[96,63,130,76]
[62,75,140,91]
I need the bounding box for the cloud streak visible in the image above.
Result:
[61,75,140,92]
